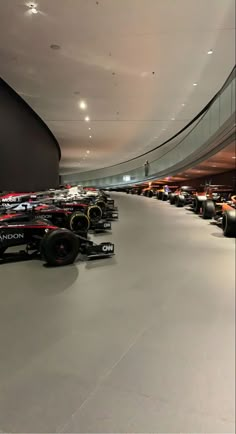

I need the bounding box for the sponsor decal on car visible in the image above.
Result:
[0,233,24,242]
[41,215,53,219]
[103,222,111,228]
[102,244,114,252]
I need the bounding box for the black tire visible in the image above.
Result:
[148,190,153,198]
[169,193,176,205]
[0,247,6,257]
[95,199,106,211]
[162,194,168,201]
[41,229,79,266]
[222,210,236,237]
[193,197,206,214]
[157,191,163,200]
[69,211,90,232]
[176,195,185,207]
[87,205,102,223]
[202,200,215,219]
[193,198,201,214]
[100,194,108,203]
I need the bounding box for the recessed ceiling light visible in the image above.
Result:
[79,100,87,110]
[232,156,236,159]
[207,49,213,55]
[89,135,92,138]
[181,103,186,107]
[171,117,175,121]
[50,44,61,50]
[85,116,90,122]
[162,128,166,131]
[212,165,217,167]
[193,83,198,86]
[86,150,90,154]
[31,6,38,13]
[154,136,158,139]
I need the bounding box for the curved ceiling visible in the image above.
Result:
[0,0,235,175]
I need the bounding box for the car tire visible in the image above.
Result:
[176,195,185,207]
[222,210,236,237]
[162,194,168,201]
[69,211,90,232]
[148,190,153,198]
[87,205,103,222]
[157,191,163,200]
[202,200,215,219]
[95,199,106,211]
[41,229,80,266]
[0,247,6,257]
[169,193,176,205]
[193,197,206,213]
[193,198,201,213]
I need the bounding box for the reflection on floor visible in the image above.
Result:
[0,193,235,433]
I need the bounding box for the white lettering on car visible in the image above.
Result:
[103,223,111,228]
[0,233,24,241]
[102,244,114,252]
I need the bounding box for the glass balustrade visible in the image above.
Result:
[63,69,235,187]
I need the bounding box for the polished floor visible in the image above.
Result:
[0,193,235,433]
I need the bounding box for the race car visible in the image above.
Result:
[0,202,111,234]
[142,185,162,198]
[193,185,234,218]
[0,189,119,223]
[0,219,115,266]
[213,197,236,237]
[169,186,197,207]
[127,186,142,195]
[156,185,179,201]
[47,189,119,221]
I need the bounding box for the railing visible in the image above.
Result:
[63,67,236,187]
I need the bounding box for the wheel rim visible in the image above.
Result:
[88,206,102,222]
[71,216,89,231]
[54,239,72,259]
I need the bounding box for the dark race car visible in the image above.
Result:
[47,202,113,231]
[0,202,112,233]
[51,196,118,222]
[0,219,115,267]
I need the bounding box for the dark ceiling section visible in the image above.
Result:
[0,78,61,192]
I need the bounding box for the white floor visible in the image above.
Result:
[0,193,235,433]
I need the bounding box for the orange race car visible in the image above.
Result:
[169,186,197,207]
[211,195,236,237]
[142,184,162,197]
[192,185,233,216]
[198,185,234,219]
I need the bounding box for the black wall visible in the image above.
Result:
[0,78,60,192]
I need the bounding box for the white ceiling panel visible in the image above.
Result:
[0,0,235,174]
